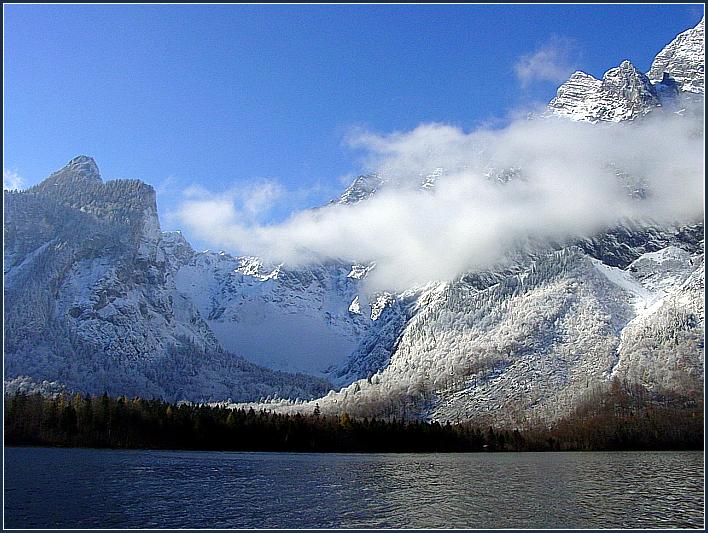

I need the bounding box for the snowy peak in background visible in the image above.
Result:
[549,61,658,122]
[334,168,446,206]
[648,16,705,93]
[548,16,704,122]
[336,174,385,205]
[548,61,659,122]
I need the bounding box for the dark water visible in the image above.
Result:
[4,447,704,529]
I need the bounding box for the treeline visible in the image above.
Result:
[5,392,491,452]
[4,383,703,453]
[541,380,704,451]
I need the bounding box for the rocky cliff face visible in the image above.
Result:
[648,16,705,93]
[548,62,661,122]
[547,17,704,122]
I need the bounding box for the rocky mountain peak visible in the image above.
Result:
[50,155,102,184]
[548,17,704,122]
[603,60,659,103]
[648,16,705,93]
[547,59,660,122]
[606,60,648,82]
[21,157,160,259]
[336,173,386,205]
[548,61,659,122]
[29,155,104,200]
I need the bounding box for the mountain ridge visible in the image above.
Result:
[547,17,704,122]
[4,17,704,426]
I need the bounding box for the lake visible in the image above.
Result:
[4,447,704,529]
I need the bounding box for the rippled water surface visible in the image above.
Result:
[4,447,704,529]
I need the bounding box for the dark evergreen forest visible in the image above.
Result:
[5,382,702,452]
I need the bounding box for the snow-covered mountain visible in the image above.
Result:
[4,157,331,402]
[4,17,704,426]
[256,226,703,425]
[547,62,663,122]
[174,254,376,377]
[548,16,704,122]
[335,174,386,205]
[333,167,445,205]
[648,16,704,93]
[244,17,705,424]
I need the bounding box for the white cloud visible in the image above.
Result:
[3,168,24,190]
[175,105,704,291]
[177,179,285,235]
[241,181,284,218]
[155,174,180,196]
[514,36,578,87]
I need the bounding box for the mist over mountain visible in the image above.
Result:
[176,20,704,292]
[4,17,704,426]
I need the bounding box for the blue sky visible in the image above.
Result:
[3,4,704,239]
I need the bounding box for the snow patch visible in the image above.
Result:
[590,258,662,316]
[349,296,362,315]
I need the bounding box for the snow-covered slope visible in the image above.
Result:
[262,238,702,426]
[547,17,704,122]
[175,254,374,376]
[611,250,704,394]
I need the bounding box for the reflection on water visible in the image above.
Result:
[4,447,704,529]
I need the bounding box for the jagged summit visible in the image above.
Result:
[336,173,385,205]
[548,17,704,122]
[51,155,102,183]
[648,16,705,93]
[30,155,103,196]
[548,60,659,122]
[602,60,659,106]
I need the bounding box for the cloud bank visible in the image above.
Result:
[514,37,579,87]
[175,107,704,291]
